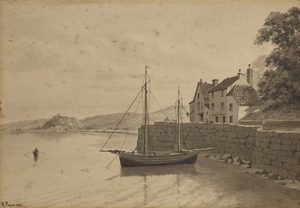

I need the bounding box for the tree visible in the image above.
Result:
[255,7,300,108]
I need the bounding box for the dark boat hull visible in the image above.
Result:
[119,151,199,167]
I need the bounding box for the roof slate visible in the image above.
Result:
[208,76,239,92]
[227,85,261,106]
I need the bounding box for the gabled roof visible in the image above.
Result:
[227,85,261,106]
[190,81,213,104]
[208,76,239,92]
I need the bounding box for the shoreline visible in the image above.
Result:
[6,129,138,136]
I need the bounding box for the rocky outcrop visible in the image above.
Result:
[41,114,84,131]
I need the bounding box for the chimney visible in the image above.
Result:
[247,64,253,86]
[237,69,242,78]
[212,79,219,87]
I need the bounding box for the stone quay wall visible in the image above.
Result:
[136,122,300,180]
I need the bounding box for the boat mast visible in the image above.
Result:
[144,66,148,154]
[178,86,181,153]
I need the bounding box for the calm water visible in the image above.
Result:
[0,132,219,207]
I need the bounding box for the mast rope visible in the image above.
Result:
[150,91,170,121]
[100,85,145,151]
[120,88,143,150]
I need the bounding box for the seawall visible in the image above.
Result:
[136,122,300,180]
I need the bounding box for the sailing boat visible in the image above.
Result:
[100,66,212,167]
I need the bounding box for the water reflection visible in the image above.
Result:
[120,164,197,177]
[119,165,197,207]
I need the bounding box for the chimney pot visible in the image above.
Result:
[247,64,253,86]
[212,79,219,87]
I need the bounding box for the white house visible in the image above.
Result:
[207,65,261,124]
[189,64,261,124]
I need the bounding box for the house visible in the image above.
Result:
[207,64,261,124]
[189,79,213,122]
[189,64,261,124]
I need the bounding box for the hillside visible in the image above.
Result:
[1,119,48,132]
[1,105,189,132]
[80,105,189,130]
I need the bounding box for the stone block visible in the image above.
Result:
[282,138,293,145]
[288,171,299,180]
[286,151,294,158]
[226,137,234,142]
[293,165,300,173]
[294,152,300,159]
[229,132,237,137]
[260,142,269,148]
[293,138,300,147]
[215,131,224,137]
[277,156,288,163]
[259,164,270,172]
[283,163,293,171]
[262,148,272,154]
[266,154,277,161]
[237,131,249,139]
[290,133,300,140]
[262,137,271,143]
[223,124,232,132]
[270,166,279,175]
[208,123,214,130]
[214,124,223,130]
[220,137,227,142]
[281,145,290,151]
[269,144,281,151]
[278,168,289,178]
[271,136,281,144]
[202,124,208,130]
[271,160,282,168]
[287,145,296,151]
[287,158,298,165]
[256,156,263,163]
[263,157,271,165]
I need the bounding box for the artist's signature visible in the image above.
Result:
[1,202,22,207]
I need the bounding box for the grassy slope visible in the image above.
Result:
[242,104,300,121]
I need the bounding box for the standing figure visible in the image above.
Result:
[33,148,39,162]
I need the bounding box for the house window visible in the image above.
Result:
[221,90,224,97]
[197,93,199,99]
[211,103,215,110]
[201,102,203,110]
[221,102,225,110]
[212,92,214,98]
[215,116,218,123]
[222,116,226,123]
[229,103,233,111]
[197,102,200,110]
[230,116,233,123]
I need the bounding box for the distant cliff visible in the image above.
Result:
[41,114,84,131]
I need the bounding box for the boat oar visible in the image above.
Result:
[24,151,33,157]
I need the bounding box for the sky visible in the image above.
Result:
[1,0,298,123]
